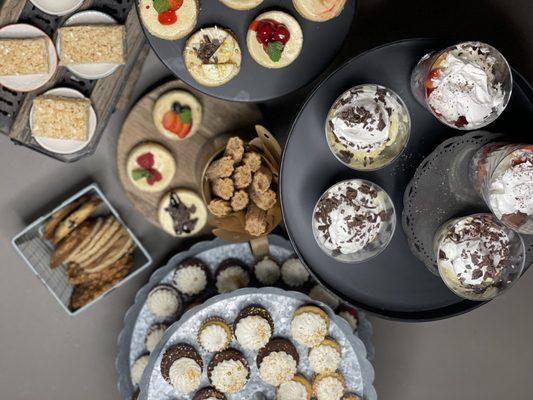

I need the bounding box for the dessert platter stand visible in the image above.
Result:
[138,0,357,102]
[281,38,533,321]
[116,235,375,400]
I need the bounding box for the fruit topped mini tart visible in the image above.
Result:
[127,142,176,192]
[139,0,199,40]
[293,0,347,22]
[247,11,303,69]
[153,90,202,140]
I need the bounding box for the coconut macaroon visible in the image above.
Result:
[257,338,299,387]
[145,323,169,353]
[233,305,274,351]
[172,258,210,297]
[254,256,281,285]
[215,259,251,294]
[147,284,182,319]
[337,305,358,332]
[161,343,203,394]
[281,258,310,288]
[276,375,313,400]
[309,338,342,374]
[131,354,150,386]
[139,0,199,40]
[219,0,263,10]
[193,387,227,400]
[290,305,329,348]
[309,284,340,311]
[198,317,233,352]
[312,372,345,400]
[208,349,250,394]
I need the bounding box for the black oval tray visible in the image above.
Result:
[280,38,533,321]
[137,0,356,102]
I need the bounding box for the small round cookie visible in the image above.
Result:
[219,0,263,10]
[145,323,169,353]
[312,372,345,400]
[337,305,358,332]
[147,284,182,319]
[158,189,207,237]
[139,0,199,40]
[281,257,310,288]
[247,11,303,69]
[290,305,329,347]
[215,259,251,294]
[193,387,227,400]
[309,284,340,311]
[257,338,299,386]
[127,142,175,192]
[172,258,210,297]
[208,349,250,394]
[308,338,342,374]
[292,0,347,22]
[161,343,203,393]
[184,26,241,87]
[276,375,313,400]
[254,256,281,285]
[131,354,150,387]
[198,317,233,352]
[233,305,274,351]
[153,90,202,140]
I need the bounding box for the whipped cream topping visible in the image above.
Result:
[290,312,328,347]
[199,323,230,352]
[259,351,298,386]
[147,286,180,318]
[169,357,202,393]
[309,343,341,374]
[277,380,308,400]
[309,285,340,310]
[235,316,272,350]
[173,265,207,296]
[216,266,250,293]
[314,181,385,255]
[131,355,149,386]
[210,359,248,393]
[145,324,168,353]
[281,258,309,287]
[428,44,506,127]
[489,159,533,218]
[438,216,511,287]
[255,258,281,285]
[314,376,344,400]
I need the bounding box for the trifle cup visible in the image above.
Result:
[434,213,525,301]
[325,84,411,170]
[411,41,512,130]
[312,179,396,263]
[470,143,533,234]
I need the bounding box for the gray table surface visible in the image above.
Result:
[1,1,532,399]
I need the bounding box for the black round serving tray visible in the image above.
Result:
[137,0,356,102]
[280,38,533,321]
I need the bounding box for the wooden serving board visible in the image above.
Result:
[0,0,149,162]
[116,80,263,235]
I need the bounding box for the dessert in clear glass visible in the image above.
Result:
[470,143,533,234]
[434,213,525,301]
[411,41,512,130]
[325,84,411,170]
[312,179,396,263]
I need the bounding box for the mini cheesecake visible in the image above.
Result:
[257,338,299,386]
[139,0,198,40]
[312,372,345,400]
[172,258,211,297]
[309,338,342,374]
[309,284,340,311]
[290,305,329,347]
[147,284,182,319]
[253,256,281,285]
[145,323,169,353]
[276,375,313,400]
[292,0,347,22]
[215,259,251,294]
[281,257,310,288]
[233,305,274,351]
[153,90,202,140]
[198,317,233,352]
[131,354,150,386]
[127,142,175,193]
[159,189,208,237]
[337,305,358,332]
[161,343,203,394]
[208,349,250,394]
[247,11,303,69]
[219,0,263,10]
[193,387,227,400]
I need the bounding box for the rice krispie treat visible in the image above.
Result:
[0,38,49,75]
[252,166,273,193]
[245,204,267,237]
[251,188,277,211]
[212,178,234,200]
[208,199,232,218]
[231,190,249,212]
[206,156,235,180]
[225,137,245,164]
[233,165,252,189]
[243,151,262,172]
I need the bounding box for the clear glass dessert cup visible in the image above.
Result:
[410,41,513,130]
[325,84,411,171]
[433,213,525,301]
[470,143,533,234]
[311,179,396,263]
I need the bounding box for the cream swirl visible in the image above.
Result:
[489,159,533,217]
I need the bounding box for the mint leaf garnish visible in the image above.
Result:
[153,0,170,13]
[180,107,192,124]
[266,41,284,62]
[132,169,152,181]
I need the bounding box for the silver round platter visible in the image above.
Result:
[116,235,375,400]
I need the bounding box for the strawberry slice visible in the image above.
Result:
[158,10,177,25]
[147,168,162,185]
[162,111,178,130]
[136,152,154,169]
[425,68,440,89]
[176,123,192,139]
[169,0,183,10]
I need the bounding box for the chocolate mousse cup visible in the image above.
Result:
[433,213,525,301]
[325,84,411,171]
[312,179,396,263]
[410,41,512,130]
[470,143,533,234]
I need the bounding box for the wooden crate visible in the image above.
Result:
[0,0,150,162]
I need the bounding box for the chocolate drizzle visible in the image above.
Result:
[165,193,198,235]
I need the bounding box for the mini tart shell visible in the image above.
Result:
[139,0,199,40]
[161,343,203,384]
[145,323,169,351]
[253,255,281,285]
[147,284,183,318]
[279,374,313,400]
[152,90,202,141]
[293,305,330,329]
[280,257,310,289]
[308,337,342,373]
[193,386,227,400]
[126,142,175,193]
[207,348,250,384]
[197,316,233,352]
[312,372,346,399]
[233,305,274,333]
[214,258,251,292]
[256,337,300,367]
[173,257,212,297]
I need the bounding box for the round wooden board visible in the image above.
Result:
[117,80,263,236]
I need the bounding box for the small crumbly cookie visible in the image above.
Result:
[153,91,202,140]
[127,142,175,193]
[277,375,313,400]
[234,305,274,350]
[253,256,281,285]
[161,343,203,394]
[147,284,182,319]
[309,284,339,311]
[281,258,310,288]
[131,354,150,387]
[53,197,102,245]
[145,323,169,353]
[172,258,210,297]
[215,259,251,293]
[139,0,199,40]
[312,372,345,400]
[308,338,342,374]
[219,0,263,10]
[158,189,207,237]
[257,338,299,386]
[43,195,90,240]
[290,305,329,347]
[197,317,233,352]
[208,349,250,394]
[293,0,347,22]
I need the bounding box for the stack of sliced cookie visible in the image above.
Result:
[43,195,136,311]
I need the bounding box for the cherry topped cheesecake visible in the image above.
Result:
[139,0,198,40]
